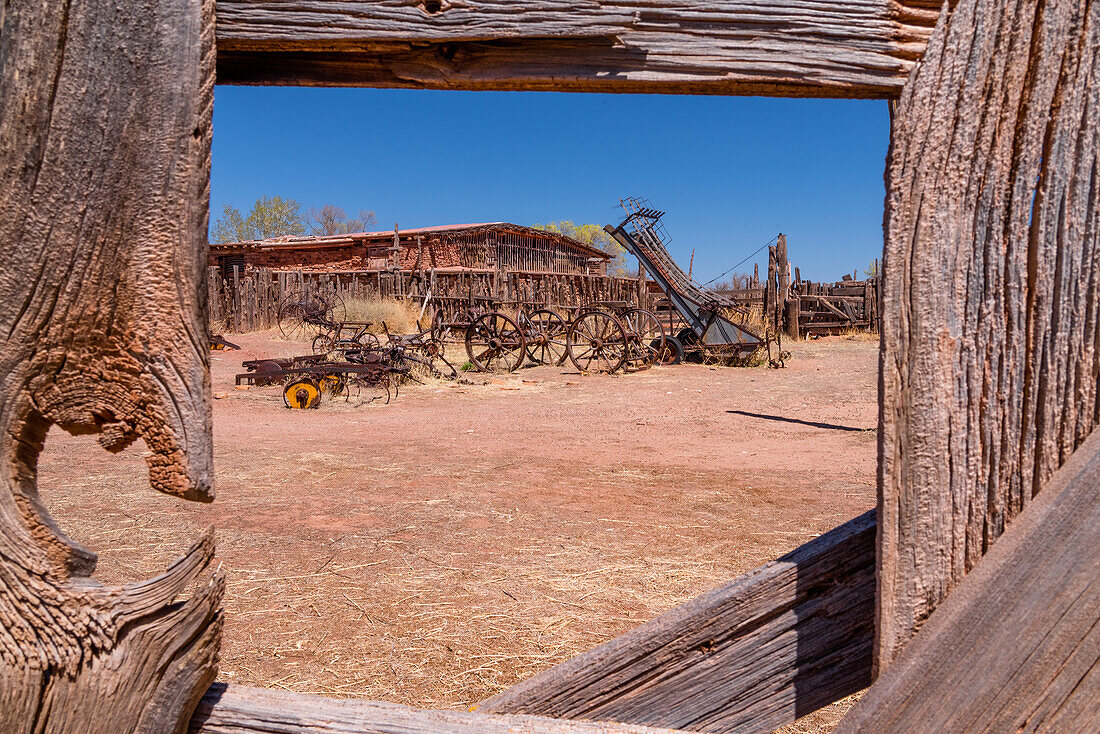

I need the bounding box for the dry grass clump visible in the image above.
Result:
[836,326,879,341]
[344,297,426,335]
[727,306,769,339]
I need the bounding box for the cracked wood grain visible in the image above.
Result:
[479,512,876,733]
[0,0,222,731]
[840,428,1100,731]
[190,683,686,733]
[877,0,1100,670]
[215,1,941,98]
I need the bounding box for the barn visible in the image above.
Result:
[210,222,611,278]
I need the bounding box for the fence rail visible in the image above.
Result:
[209,267,655,333]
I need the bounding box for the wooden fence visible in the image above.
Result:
[209,267,655,333]
[714,241,881,338]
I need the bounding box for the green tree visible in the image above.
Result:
[864,259,881,279]
[210,204,251,243]
[246,195,305,239]
[534,220,634,276]
[210,196,306,242]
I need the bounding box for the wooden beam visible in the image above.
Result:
[480,511,875,734]
[0,0,221,730]
[215,1,941,99]
[190,683,683,733]
[877,0,1100,669]
[838,430,1100,732]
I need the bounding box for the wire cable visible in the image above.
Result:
[701,235,779,287]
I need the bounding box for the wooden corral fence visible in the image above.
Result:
[715,238,881,338]
[3,1,1098,733]
[208,267,654,332]
[791,277,880,336]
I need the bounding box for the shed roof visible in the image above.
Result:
[211,222,612,261]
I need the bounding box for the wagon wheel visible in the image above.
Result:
[621,307,666,371]
[566,309,627,374]
[312,332,335,355]
[353,331,381,350]
[430,307,456,344]
[283,376,322,409]
[277,290,346,342]
[465,312,527,372]
[523,309,568,366]
[419,337,458,378]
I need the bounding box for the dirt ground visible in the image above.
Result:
[37,332,879,732]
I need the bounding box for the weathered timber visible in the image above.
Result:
[480,511,875,734]
[216,1,941,99]
[838,430,1100,732]
[0,0,222,731]
[190,683,683,734]
[877,0,1100,669]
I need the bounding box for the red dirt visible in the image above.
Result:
[37,332,878,730]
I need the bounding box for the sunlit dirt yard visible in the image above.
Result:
[38,333,878,732]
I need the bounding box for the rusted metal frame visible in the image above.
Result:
[605,202,762,355]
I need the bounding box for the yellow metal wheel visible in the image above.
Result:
[283,377,321,409]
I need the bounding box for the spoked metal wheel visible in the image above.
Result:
[430,307,456,344]
[312,332,336,355]
[621,307,666,371]
[278,289,346,342]
[523,309,568,366]
[465,312,527,372]
[566,309,627,374]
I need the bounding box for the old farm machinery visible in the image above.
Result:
[430,303,666,374]
[236,354,407,408]
[275,278,670,378]
[605,198,766,364]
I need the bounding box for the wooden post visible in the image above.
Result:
[392,223,400,271]
[765,246,778,336]
[232,264,241,333]
[875,0,1100,675]
[777,234,796,338]
[0,0,222,730]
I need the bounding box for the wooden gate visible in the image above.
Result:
[1,1,1096,732]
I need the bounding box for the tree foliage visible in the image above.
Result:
[305,205,378,236]
[212,197,377,243]
[534,220,634,276]
[211,196,305,242]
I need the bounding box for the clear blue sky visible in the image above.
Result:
[211,87,889,283]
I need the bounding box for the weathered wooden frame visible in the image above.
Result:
[2,1,1096,732]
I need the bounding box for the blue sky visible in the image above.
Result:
[211,87,889,283]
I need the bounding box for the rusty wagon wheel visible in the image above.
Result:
[523,308,568,366]
[277,289,346,342]
[621,307,666,371]
[464,311,527,372]
[566,309,628,374]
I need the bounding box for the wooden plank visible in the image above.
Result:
[480,512,875,734]
[191,683,683,733]
[838,431,1100,732]
[877,0,1100,669]
[0,0,221,729]
[216,1,941,99]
